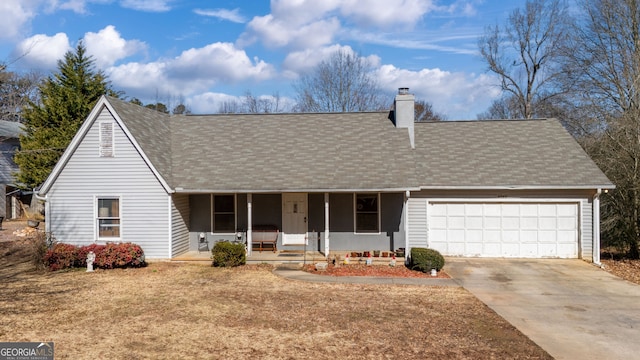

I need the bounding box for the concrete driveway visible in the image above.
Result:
[446,258,640,360]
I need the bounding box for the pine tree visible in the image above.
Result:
[14,42,116,188]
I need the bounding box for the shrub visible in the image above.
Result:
[27,232,56,270]
[212,241,245,267]
[410,247,445,272]
[43,242,145,271]
[95,243,145,269]
[76,244,106,267]
[44,243,78,271]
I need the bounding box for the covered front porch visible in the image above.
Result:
[174,191,407,260]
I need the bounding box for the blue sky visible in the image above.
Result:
[1,0,527,119]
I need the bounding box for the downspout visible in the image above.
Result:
[404,190,410,265]
[33,188,49,234]
[593,189,602,266]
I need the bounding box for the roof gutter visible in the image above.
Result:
[173,187,421,194]
[418,184,616,191]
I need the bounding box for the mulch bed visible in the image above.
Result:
[302,263,450,278]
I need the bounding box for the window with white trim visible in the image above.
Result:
[355,193,379,233]
[99,121,114,157]
[213,195,235,233]
[97,197,120,238]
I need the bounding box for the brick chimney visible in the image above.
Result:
[394,87,415,148]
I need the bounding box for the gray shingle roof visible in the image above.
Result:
[108,98,173,185]
[413,119,613,188]
[170,112,417,191]
[106,97,613,192]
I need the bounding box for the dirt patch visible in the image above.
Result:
[602,258,640,285]
[0,240,551,359]
[302,263,450,278]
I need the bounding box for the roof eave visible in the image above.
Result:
[173,187,420,194]
[418,184,616,191]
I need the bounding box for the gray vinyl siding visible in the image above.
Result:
[47,108,170,258]
[0,186,6,219]
[407,198,428,250]
[171,194,190,257]
[582,198,593,260]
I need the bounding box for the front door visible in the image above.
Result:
[282,193,307,245]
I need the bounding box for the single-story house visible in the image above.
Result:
[36,89,614,263]
[0,120,24,221]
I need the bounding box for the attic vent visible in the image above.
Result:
[99,121,114,157]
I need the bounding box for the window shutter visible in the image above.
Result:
[99,122,114,157]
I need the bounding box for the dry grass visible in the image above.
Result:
[0,240,551,359]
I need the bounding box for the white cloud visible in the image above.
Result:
[0,0,36,40]
[12,33,71,70]
[239,0,437,50]
[119,0,173,12]
[83,25,146,68]
[338,0,434,28]
[194,8,246,23]
[239,14,340,50]
[282,45,380,78]
[107,42,275,97]
[188,92,241,113]
[374,64,500,119]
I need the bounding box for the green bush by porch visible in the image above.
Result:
[410,247,445,272]
[212,241,246,267]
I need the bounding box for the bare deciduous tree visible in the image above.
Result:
[478,0,571,119]
[217,91,287,114]
[564,0,640,258]
[0,68,42,123]
[293,50,388,112]
[415,99,446,121]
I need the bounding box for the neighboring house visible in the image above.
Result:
[0,120,23,221]
[36,90,614,263]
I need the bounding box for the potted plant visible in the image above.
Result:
[373,250,380,257]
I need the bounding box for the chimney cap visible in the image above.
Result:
[398,87,409,95]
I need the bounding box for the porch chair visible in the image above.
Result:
[198,232,209,253]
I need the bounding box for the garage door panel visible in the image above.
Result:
[557,230,577,242]
[539,217,557,230]
[521,217,538,229]
[430,216,447,229]
[558,217,577,230]
[466,216,483,229]
[448,204,466,216]
[502,203,520,215]
[484,217,501,229]
[466,204,483,216]
[502,217,520,229]
[539,204,557,216]
[520,230,538,242]
[448,216,465,229]
[521,243,538,256]
[427,202,578,258]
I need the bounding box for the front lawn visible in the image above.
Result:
[0,240,550,359]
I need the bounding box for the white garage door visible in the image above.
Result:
[428,202,578,258]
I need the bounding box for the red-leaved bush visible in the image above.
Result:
[95,243,145,269]
[43,243,77,271]
[44,242,145,271]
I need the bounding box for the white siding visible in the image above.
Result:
[171,194,190,257]
[47,108,171,258]
[407,198,428,249]
[582,198,593,260]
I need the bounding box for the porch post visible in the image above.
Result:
[247,193,253,257]
[593,189,601,265]
[324,192,330,258]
